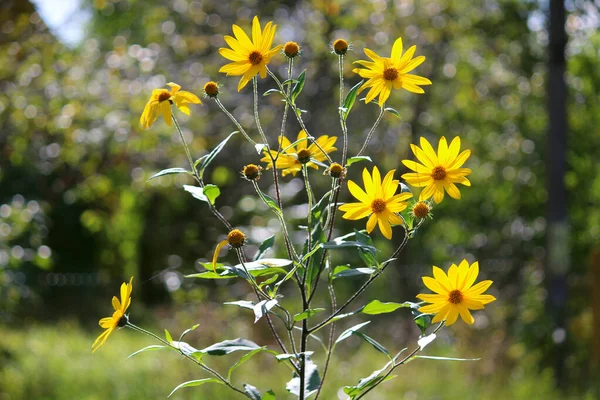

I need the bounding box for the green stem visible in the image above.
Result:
[126,323,251,399]
[214,98,256,146]
[252,77,270,147]
[338,54,349,166]
[355,105,385,158]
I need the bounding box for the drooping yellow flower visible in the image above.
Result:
[92,277,134,353]
[260,130,337,177]
[140,83,201,129]
[219,16,282,91]
[353,38,431,106]
[416,260,495,326]
[339,166,412,240]
[401,136,472,204]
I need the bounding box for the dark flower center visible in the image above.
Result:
[383,68,399,81]
[431,166,447,180]
[370,198,387,214]
[248,51,263,65]
[297,149,312,164]
[412,202,430,218]
[227,229,246,248]
[158,91,172,102]
[448,290,463,304]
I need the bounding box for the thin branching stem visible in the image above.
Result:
[214,98,256,146]
[356,105,385,157]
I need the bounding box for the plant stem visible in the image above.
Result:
[355,105,385,158]
[252,77,270,147]
[126,322,251,398]
[214,98,256,146]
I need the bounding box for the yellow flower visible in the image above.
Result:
[339,166,412,239]
[416,260,496,326]
[92,277,134,353]
[401,136,472,204]
[219,16,282,91]
[139,83,201,129]
[260,130,337,177]
[353,38,431,106]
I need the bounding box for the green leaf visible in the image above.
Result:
[354,331,391,358]
[343,364,396,398]
[264,88,282,96]
[311,190,331,223]
[178,324,200,342]
[384,107,401,118]
[188,259,291,280]
[224,300,255,310]
[345,156,372,167]
[197,131,237,179]
[183,185,210,204]
[148,168,191,180]
[243,383,262,400]
[263,390,276,400]
[413,312,434,335]
[291,70,306,102]
[127,345,167,360]
[200,338,261,356]
[168,378,224,397]
[335,321,371,344]
[333,267,376,280]
[322,236,377,255]
[259,274,279,290]
[341,80,363,121]
[275,351,314,361]
[285,357,320,398]
[414,355,481,362]
[255,143,268,154]
[293,308,326,322]
[228,347,277,380]
[259,191,282,216]
[354,230,379,268]
[361,300,413,315]
[254,235,275,261]
[417,333,437,350]
[254,299,278,323]
[164,329,173,343]
[203,184,220,205]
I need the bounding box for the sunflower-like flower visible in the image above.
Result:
[401,136,472,204]
[339,166,412,239]
[416,260,496,326]
[260,130,337,177]
[92,277,134,353]
[219,16,282,91]
[353,38,431,106]
[140,83,201,129]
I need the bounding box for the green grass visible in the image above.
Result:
[0,322,592,400]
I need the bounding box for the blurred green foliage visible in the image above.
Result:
[1,0,600,396]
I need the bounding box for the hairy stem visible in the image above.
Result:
[356,105,385,157]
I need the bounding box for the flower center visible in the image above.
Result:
[370,198,387,214]
[412,202,430,218]
[284,42,300,58]
[242,164,262,181]
[448,290,463,304]
[333,39,349,55]
[297,149,312,164]
[383,68,399,81]
[431,166,447,180]
[227,229,246,248]
[204,81,219,97]
[248,51,263,65]
[158,91,172,102]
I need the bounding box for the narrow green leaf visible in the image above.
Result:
[178,324,200,342]
[127,345,167,360]
[168,378,224,397]
[183,185,209,204]
[291,70,306,102]
[200,338,261,356]
[275,351,314,361]
[335,321,371,344]
[322,237,377,255]
[198,131,237,179]
[243,383,262,400]
[259,274,279,290]
[224,300,255,310]
[228,347,277,380]
[258,190,282,216]
[345,156,372,167]
[333,267,376,279]
[164,329,173,343]
[254,235,275,261]
[361,300,413,315]
[148,168,191,180]
[354,331,392,358]
[414,355,481,362]
[384,107,401,118]
[293,308,326,322]
[341,80,363,121]
[263,88,282,96]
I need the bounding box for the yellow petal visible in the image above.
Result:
[464,280,493,296]
[444,182,461,199]
[449,149,471,170]
[366,213,377,233]
[363,48,382,62]
[419,183,437,201]
[399,55,426,74]
[422,276,447,295]
[402,81,426,94]
[348,180,372,204]
[232,24,254,52]
[445,307,460,325]
[416,293,447,303]
[402,172,432,187]
[377,82,392,107]
[166,82,181,93]
[414,140,438,168]
[251,16,262,46]
[377,216,392,239]
[99,317,114,328]
[402,74,432,86]
[438,136,449,165]
[473,294,496,305]
[339,203,372,220]
[160,102,172,126]
[431,303,451,323]
[112,296,121,311]
[212,239,229,273]
[397,45,416,68]
[432,184,445,203]
[418,302,446,314]
[457,304,474,324]
[391,37,403,62]
[362,168,374,195]
[432,266,452,292]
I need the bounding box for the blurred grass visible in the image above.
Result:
[0,322,595,400]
